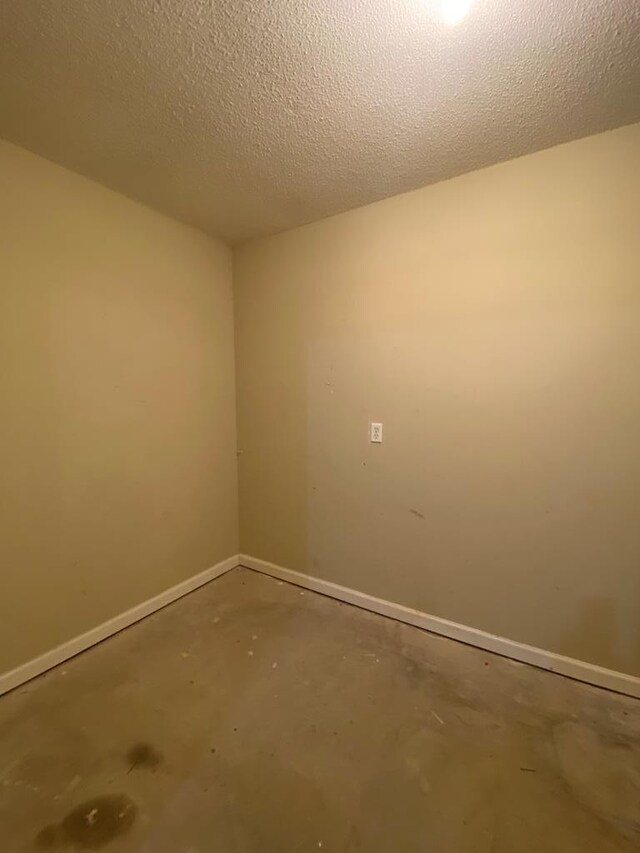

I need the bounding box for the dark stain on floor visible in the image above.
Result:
[35,794,137,850]
[0,568,636,853]
[125,742,163,773]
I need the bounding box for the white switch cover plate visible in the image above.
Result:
[370,422,383,443]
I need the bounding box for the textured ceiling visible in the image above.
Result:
[1,0,639,243]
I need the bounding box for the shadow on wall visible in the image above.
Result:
[562,597,639,678]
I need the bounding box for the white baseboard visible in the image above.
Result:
[0,554,240,697]
[239,554,640,700]
[4,552,639,701]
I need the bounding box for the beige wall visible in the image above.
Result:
[235,123,640,676]
[0,140,238,675]
[2,123,639,681]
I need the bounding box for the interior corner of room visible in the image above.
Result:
[1,1,640,846]
[2,123,639,697]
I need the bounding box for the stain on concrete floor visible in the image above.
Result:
[125,743,163,775]
[34,794,137,850]
[0,567,638,852]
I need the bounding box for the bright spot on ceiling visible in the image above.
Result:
[440,0,472,26]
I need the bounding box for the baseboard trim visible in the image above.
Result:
[239,554,640,700]
[0,554,240,697]
[4,553,638,701]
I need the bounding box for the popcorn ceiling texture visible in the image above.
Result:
[1,0,639,243]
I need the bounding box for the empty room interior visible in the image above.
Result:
[1,1,640,850]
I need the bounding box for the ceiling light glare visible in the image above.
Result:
[441,0,471,26]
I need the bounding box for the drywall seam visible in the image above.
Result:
[0,555,240,697]
[239,554,640,699]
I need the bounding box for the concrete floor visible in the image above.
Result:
[0,568,639,852]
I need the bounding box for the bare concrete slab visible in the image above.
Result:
[0,567,638,852]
